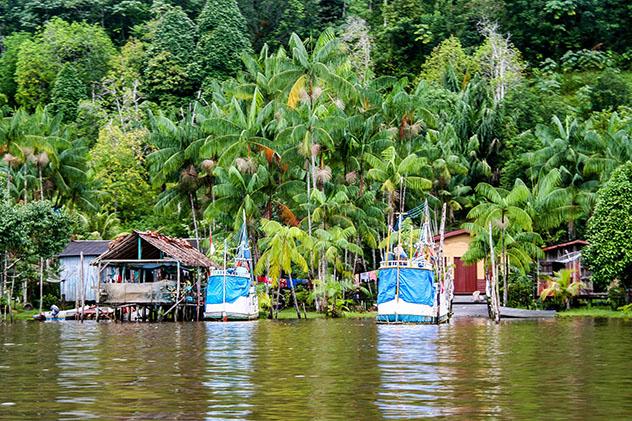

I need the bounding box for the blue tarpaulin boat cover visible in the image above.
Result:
[206,275,250,304]
[377,268,435,305]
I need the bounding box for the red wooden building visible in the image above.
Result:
[538,239,591,292]
[435,229,485,295]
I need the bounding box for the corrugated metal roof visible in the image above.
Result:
[59,240,111,257]
[542,239,588,251]
[433,229,469,241]
[95,231,215,268]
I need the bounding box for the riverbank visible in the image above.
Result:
[265,309,377,320]
[556,307,632,319]
[1,308,39,321]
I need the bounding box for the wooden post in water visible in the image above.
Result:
[80,252,85,322]
[488,223,500,323]
[75,256,80,320]
[437,203,446,321]
[196,270,201,322]
[96,263,101,322]
[175,261,181,322]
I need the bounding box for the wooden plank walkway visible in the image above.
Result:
[499,306,556,318]
[452,303,556,319]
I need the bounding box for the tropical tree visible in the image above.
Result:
[195,0,252,82]
[365,145,432,227]
[583,162,632,289]
[148,107,206,243]
[467,179,533,305]
[540,269,584,310]
[200,87,275,168]
[206,164,270,232]
[255,219,309,318]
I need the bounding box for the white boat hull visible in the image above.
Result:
[204,294,259,321]
[377,297,450,324]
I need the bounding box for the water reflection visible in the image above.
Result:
[56,323,102,420]
[204,322,256,420]
[376,324,448,418]
[2,318,632,420]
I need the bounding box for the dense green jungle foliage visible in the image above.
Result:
[0,0,631,308]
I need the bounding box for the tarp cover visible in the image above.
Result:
[377,268,435,305]
[102,280,176,304]
[206,275,250,304]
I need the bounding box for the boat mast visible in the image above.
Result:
[242,209,255,284]
[222,238,227,316]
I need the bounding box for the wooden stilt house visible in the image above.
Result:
[92,231,215,321]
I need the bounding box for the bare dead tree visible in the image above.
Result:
[478,20,524,105]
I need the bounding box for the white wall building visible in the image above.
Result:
[58,240,110,302]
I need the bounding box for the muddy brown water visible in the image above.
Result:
[1,318,631,420]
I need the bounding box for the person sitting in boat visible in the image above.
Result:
[50,304,60,317]
[394,245,408,260]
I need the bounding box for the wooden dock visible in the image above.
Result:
[452,303,556,319]
[499,306,556,319]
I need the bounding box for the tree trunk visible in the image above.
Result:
[23,167,27,204]
[310,153,318,191]
[39,166,44,200]
[501,227,507,306]
[267,282,274,319]
[8,273,15,322]
[289,273,301,319]
[1,253,6,298]
[5,167,11,202]
[189,192,200,250]
[306,160,312,236]
[39,258,44,313]
[274,281,281,319]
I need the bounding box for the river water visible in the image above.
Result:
[1,318,631,420]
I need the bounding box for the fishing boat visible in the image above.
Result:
[204,213,259,321]
[376,204,453,324]
[33,305,114,321]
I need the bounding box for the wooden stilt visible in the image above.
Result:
[80,252,85,322]
[96,263,101,322]
[175,262,181,322]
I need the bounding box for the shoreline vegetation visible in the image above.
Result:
[10,305,632,321]
[555,307,632,320]
[1,1,631,318]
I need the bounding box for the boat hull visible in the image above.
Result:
[204,292,259,321]
[376,299,450,324]
[376,266,451,325]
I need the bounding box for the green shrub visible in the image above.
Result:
[584,162,632,289]
[40,293,59,310]
[608,279,628,310]
[507,274,536,309]
[589,68,631,112]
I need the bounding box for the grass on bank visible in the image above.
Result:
[3,307,40,321]
[556,306,632,319]
[262,308,376,320]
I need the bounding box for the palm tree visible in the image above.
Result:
[467,179,533,305]
[255,219,309,319]
[271,29,358,237]
[526,168,573,233]
[148,106,207,246]
[583,112,632,182]
[206,164,270,231]
[271,29,358,110]
[364,146,432,227]
[540,269,583,310]
[200,87,275,169]
[77,211,123,240]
